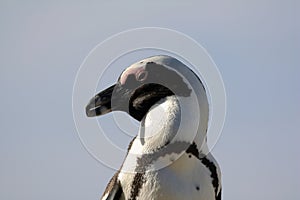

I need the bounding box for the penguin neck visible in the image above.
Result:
[137,94,208,154]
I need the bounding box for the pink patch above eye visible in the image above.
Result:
[120,67,146,85]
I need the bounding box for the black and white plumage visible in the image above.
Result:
[86,55,222,200]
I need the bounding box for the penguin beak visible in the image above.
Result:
[86,84,116,117]
[85,84,132,117]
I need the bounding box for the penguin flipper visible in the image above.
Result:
[216,188,222,200]
[101,172,124,200]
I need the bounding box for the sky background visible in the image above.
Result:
[0,1,299,200]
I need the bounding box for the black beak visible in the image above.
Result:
[85,84,116,117]
[85,83,134,117]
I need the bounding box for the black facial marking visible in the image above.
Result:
[123,74,137,90]
[145,62,192,97]
[129,83,174,121]
[196,186,200,191]
[114,61,193,121]
[126,60,193,121]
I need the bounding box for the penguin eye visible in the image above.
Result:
[136,71,148,82]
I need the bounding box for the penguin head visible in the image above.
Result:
[86,55,195,121]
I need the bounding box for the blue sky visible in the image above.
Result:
[0,1,299,200]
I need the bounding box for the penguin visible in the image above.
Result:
[86,55,222,200]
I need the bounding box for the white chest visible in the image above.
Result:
[119,152,216,200]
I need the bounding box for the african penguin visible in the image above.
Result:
[86,55,222,200]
